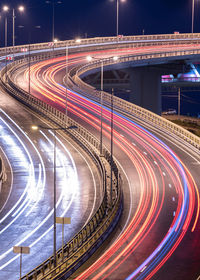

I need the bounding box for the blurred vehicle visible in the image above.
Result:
[162,109,177,115]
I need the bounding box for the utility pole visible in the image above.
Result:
[178,87,181,116]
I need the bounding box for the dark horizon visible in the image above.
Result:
[0,0,199,47]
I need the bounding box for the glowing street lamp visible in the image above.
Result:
[3,5,9,11]
[75,38,81,43]
[2,5,25,48]
[13,5,25,47]
[3,6,9,48]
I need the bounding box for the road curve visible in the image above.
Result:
[11,42,200,280]
[0,89,101,279]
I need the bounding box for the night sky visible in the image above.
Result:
[0,0,199,46]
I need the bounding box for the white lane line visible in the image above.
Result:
[0,115,33,225]
[0,130,79,269]
[0,110,46,226]
[140,266,147,272]
[0,145,13,214]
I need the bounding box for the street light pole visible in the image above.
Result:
[56,217,71,262]
[2,6,9,46]
[86,55,118,155]
[5,16,8,81]
[53,129,57,267]
[12,6,25,57]
[65,45,68,126]
[178,87,181,116]
[100,61,103,155]
[46,0,62,42]
[28,43,31,96]
[3,6,9,80]
[13,246,30,280]
[115,0,126,37]
[116,0,119,37]
[110,88,114,208]
[5,16,7,48]
[192,0,195,33]
[13,9,15,48]
[31,124,77,268]
[52,0,55,42]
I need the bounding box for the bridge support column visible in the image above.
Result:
[128,67,162,115]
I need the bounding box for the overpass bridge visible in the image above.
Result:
[0,34,200,280]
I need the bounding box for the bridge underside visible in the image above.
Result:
[83,61,191,115]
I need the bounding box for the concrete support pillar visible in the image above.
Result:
[128,67,162,115]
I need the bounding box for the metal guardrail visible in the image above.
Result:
[75,48,200,78]
[162,77,200,83]
[0,63,122,280]
[1,32,200,57]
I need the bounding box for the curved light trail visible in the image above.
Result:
[0,107,99,279]
[14,43,200,279]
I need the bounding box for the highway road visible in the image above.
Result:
[0,90,102,279]
[8,42,200,279]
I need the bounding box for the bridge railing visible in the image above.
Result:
[75,48,200,79]
[0,63,122,280]
[1,32,200,57]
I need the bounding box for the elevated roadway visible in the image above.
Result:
[1,34,200,279]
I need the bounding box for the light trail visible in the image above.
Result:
[16,44,200,279]
[0,128,79,270]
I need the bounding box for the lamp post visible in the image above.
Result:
[46,0,62,42]
[178,87,181,116]
[2,6,9,80]
[32,124,77,267]
[86,55,119,155]
[114,0,126,37]
[3,5,24,59]
[110,88,114,208]
[65,44,69,126]
[13,6,25,48]
[13,246,30,280]
[2,6,9,48]
[56,217,71,261]
[192,0,195,33]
